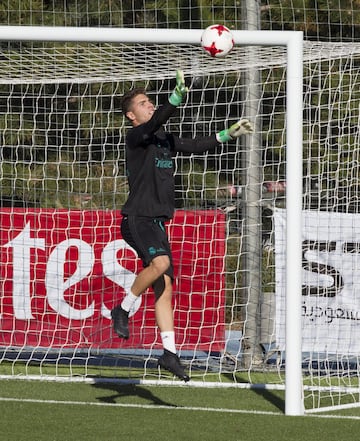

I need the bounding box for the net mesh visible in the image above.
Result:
[0,35,360,412]
[3,41,360,85]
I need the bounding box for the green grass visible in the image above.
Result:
[1,379,359,441]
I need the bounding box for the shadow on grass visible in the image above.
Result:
[91,382,176,407]
[251,387,285,412]
[221,371,285,413]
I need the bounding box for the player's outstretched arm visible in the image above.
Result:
[169,70,189,106]
[216,119,254,143]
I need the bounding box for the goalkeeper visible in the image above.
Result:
[112,70,253,382]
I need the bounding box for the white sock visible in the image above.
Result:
[121,291,139,312]
[160,331,176,354]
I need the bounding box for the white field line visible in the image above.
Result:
[1,396,360,421]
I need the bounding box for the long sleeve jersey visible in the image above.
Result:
[121,101,220,219]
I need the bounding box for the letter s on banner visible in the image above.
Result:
[101,239,141,318]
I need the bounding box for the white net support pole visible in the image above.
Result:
[284,32,304,416]
[0,26,304,415]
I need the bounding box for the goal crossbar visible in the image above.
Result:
[0,25,298,46]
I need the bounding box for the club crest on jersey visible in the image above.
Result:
[155,157,173,168]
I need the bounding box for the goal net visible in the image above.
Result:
[0,26,359,415]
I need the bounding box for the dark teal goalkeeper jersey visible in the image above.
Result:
[121,101,219,219]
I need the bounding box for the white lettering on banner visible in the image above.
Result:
[4,222,45,319]
[274,208,360,354]
[3,224,139,320]
[101,239,141,318]
[46,239,95,320]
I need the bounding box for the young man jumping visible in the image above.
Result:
[111,70,253,381]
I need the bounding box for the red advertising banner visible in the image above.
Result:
[0,209,226,351]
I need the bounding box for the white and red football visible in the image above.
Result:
[201,24,234,58]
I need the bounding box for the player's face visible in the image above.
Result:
[126,94,155,126]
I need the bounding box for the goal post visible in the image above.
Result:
[0,26,305,415]
[284,32,303,417]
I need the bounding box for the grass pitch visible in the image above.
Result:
[1,379,359,441]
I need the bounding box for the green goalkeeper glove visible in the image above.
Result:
[169,70,188,106]
[216,119,254,143]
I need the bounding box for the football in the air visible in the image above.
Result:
[201,24,234,58]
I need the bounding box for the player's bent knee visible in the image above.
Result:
[151,255,170,275]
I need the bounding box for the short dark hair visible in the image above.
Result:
[121,88,146,119]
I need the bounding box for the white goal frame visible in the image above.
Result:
[0,26,304,416]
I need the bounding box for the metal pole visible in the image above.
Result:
[240,0,263,367]
[0,25,301,45]
[285,31,304,416]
